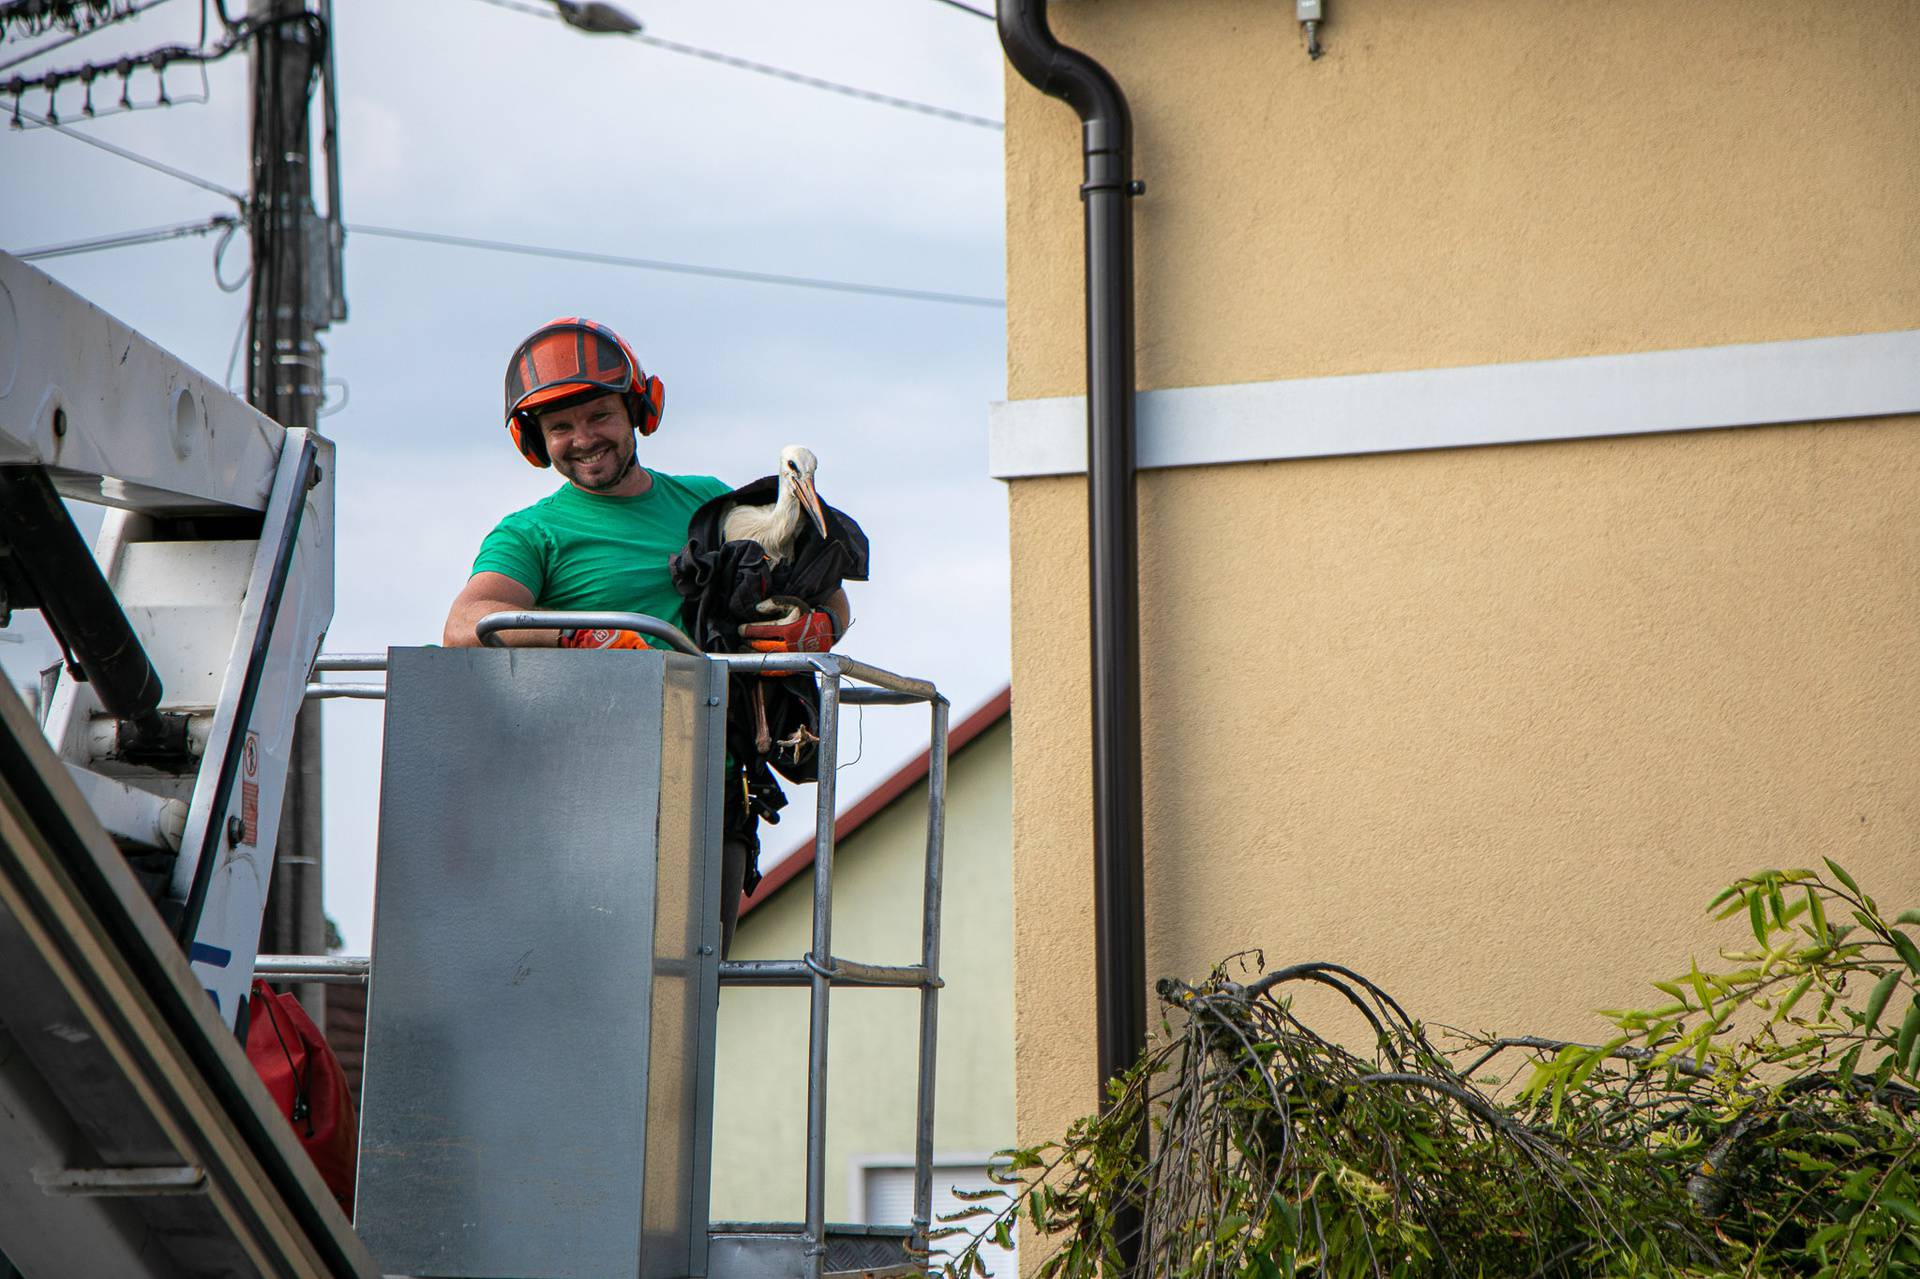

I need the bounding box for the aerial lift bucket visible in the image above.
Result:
[349,623,950,1279]
[354,645,727,1279]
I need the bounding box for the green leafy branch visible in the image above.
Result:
[941,865,1920,1279]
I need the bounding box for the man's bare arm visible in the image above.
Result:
[443,572,554,647]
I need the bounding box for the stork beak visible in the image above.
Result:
[795,473,829,538]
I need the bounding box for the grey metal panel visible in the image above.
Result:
[707,1225,914,1279]
[356,647,724,1279]
[708,1228,807,1279]
[986,326,1920,478]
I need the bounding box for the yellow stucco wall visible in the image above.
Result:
[1007,0,1919,398]
[1002,0,1920,1151]
[709,718,1014,1223]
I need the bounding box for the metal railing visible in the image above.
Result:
[307,651,386,700]
[254,953,368,984]
[282,619,951,1277]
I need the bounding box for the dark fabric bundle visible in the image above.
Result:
[670,476,870,795]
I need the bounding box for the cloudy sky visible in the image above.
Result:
[0,0,1011,950]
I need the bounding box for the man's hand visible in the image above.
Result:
[560,627,650,651]
[740,609,838,654]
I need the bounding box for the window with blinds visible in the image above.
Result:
[862,1162,1019,1277]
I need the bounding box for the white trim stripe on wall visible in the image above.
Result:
[986,329,1920,479]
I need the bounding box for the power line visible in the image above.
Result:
[346,223,1004,309]
[9,103,246,202]
[464,0,1002,131]
[15,102,1004,309]
[14,212,237,258]
[1,1,254,105]
[3,30,243,98]
[927,0,992,18]
[629,30,1001,131]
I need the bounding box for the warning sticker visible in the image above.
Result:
[239,731,259,846]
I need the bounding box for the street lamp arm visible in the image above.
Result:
[552,0,642,35]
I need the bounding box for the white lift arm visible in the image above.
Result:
[0,250,334,1026]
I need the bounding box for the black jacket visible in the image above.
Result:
[669,476,869,797]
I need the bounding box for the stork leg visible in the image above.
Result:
[752,681,773,755]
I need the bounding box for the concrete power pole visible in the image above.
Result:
[246,0,342,1019]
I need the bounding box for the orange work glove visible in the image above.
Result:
[739,609,838,654]
[560,627,649,650]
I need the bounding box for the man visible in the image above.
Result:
[444,317,848,953]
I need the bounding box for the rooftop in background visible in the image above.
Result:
[740,685,1011,918]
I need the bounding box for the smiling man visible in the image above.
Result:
[442,317,729,653]
[443,316,845,952]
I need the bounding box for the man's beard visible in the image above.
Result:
[559,437,637,491]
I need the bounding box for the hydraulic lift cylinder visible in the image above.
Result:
[0,466,166,739]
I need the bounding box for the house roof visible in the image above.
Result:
[738,685,1012,917]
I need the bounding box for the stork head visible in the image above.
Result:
[779,445,827,537]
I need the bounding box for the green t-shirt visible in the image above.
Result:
[472,469,731,650]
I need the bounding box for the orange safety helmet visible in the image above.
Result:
[503,317,666,467]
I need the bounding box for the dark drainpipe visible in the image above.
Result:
[997,0,1147,1247]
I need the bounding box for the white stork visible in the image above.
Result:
[723,444,834,756]
[721,445,828,573]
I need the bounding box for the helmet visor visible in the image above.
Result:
[505,322,637,419]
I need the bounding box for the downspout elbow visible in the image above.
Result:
[996,0,1133,190]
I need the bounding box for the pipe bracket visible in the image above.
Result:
[1079,178,1146,199]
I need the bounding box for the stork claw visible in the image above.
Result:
[775,722,819,761]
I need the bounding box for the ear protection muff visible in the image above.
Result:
[628,375,665,437]
[509,411,550,467]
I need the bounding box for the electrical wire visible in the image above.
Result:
[222,299,248,390]
[212,214,249,290]
[463,0,1002,131]
[13,212,236,259]
[0,0,178,75]
[2,0,272,130]
[9,103,245,202]
[926,0,992,18]
[16,118,1005,309]
[630,29,1001,131]
[318,376,348,417]
[346,222,1004,309]
[838,703,865,773]
[2,23,249,101]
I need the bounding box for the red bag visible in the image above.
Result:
[244,978,358,1215]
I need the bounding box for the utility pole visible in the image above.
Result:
[247,0,342,1020]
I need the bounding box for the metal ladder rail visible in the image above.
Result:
[297,637,952,1278]
[710,652,949,1279]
